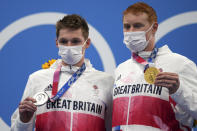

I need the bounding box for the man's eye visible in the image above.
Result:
[59,39,68,44]
[71,39,81,44]
[133,23,144,28]
[124,24,131,30]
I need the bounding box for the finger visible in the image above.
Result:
[19,109,28,113]
[155,79,177,85]
[21,99,37,107]
[156,72,178,77]
[19,104,37,112]
[156,74,178,81]
[154,83,173,89]
[19,101,37,110]
[155,83,177,94]
[19,103,37,111]
[24,97,37,103]
[19,103,34,110]
[19,107,36,114]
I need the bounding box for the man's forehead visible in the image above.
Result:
[59,28,82,33]
[58,29,84,40]
[59,28,83,36]
[123,12,149,23]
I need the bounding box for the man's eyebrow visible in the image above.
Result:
[72,38,82,40]
[133,22,145,26]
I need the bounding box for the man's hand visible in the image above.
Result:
[154,72,180,94]
[19,97,37,123]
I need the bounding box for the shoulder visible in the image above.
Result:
[84,68,115,91]
[89,69,114,82]
[29,59,60,79]
[117,59,132,68]
[159,51,194,66]
[157,45,194,65]
[167,52,191,63]
[115,59,134,73]
[85,59,115,82]
[172,53,194,64]
[157,45,197,72]
[28,68,55,80]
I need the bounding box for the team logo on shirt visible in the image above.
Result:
[116,74,121,81]
[44,84,53,91]
[114,84,163,97]
[46,98,104,115]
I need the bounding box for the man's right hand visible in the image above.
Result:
[19,97,37,123]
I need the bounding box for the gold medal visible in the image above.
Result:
[144,67,160,84]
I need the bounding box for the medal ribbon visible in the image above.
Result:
[51,63,86,101]
[52,64,61,96]
[132,47,158,72]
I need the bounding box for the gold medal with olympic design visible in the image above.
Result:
[144,67,160,84]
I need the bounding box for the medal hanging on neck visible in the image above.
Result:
[32,63,86,105]
[132,48,160,84]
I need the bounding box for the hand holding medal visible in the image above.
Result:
[19,92,49,123]
[19,97,37,123]
[133,47,180,94]
[154,72,180,94]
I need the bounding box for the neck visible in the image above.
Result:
[144,38,155,52]
[62,57,85,67]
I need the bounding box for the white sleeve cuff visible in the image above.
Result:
[15,117,34,131]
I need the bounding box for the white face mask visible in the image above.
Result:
[58,39,87,65]
[123,24,153,53]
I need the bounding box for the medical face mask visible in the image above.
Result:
[58,39,87,65]
[123,24,153,53]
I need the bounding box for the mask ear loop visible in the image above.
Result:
[145,23,155,44]
[145,23,155,33]
[82,39,88,55]
[82,39,88,47]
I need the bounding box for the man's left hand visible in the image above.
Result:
[154,72,180,94]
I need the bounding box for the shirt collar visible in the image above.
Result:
[157,45,172,55]
[136,45,172,59]
[50,59,93,74]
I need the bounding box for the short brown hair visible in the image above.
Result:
[123,2,157,24]
[56,14,89,39]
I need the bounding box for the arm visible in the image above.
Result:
[171,60,197,119]
[105,76,114,131]
[155,60,197,119]
[11,76,36,131]
[105,91,113,131]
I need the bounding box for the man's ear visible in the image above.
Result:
[85,38,91,49]
[56,39,59,48]
[152,22,158,35]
